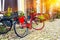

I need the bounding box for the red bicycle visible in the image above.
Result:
[14,13,45,38]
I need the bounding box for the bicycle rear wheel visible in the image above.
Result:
[0,20,12,34]
[14,22,28,38]
[32,19,45,30]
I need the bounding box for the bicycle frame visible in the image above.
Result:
[18,13,45,30]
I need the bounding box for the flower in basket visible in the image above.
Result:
[37,14,45,22]
[5,6,12,17]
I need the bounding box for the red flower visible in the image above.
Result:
[18,16,25,24]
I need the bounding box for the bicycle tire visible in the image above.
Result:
[0,20,12,34]
[32,18,45,30]
[14,22,28,38]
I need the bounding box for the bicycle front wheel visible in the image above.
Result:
[14,22,28,38]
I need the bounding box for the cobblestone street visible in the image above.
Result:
[0,19,60,40]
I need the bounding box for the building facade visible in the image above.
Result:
[0,0,52,14]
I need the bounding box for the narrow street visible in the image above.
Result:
[0,19,60,40]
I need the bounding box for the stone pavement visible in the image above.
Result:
[0,19,60,40]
